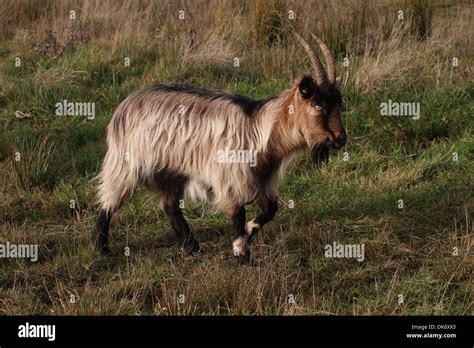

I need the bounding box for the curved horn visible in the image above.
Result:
[310,33,336,85]
[294,32,328,87]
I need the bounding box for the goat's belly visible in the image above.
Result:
[184,180,214,203]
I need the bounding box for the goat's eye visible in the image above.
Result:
[313,105,323,111]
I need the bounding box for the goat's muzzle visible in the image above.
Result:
[330,130,347,150]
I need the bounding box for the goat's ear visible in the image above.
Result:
[299,76,315,99]
[335,76,342,89]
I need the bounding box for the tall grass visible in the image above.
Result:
[1,1,469,88]
[10,135,55,191]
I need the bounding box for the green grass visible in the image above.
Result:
[0,4,473,315]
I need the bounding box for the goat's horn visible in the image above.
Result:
[295,32,328,87]
[310,33,336,85]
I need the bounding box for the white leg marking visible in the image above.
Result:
[245,219,261,235]
[232,236,248,256]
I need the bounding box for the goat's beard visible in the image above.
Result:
[310,143,329,167]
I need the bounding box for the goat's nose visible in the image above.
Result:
[334,131,347,148]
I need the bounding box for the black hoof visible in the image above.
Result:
[93,234,111,256]
[181,238,201,256]
[236,253,256,267]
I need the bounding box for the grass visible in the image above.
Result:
[0,0,472,315]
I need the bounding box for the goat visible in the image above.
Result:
[93,33,346,265]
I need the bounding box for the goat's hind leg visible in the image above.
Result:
[162,198,201,256]
[93,185,131,256]
[94,210,112,255]
[147,170,200,255]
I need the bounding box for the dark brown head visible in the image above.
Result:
[294,33,347,166]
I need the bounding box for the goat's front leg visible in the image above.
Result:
[230,205,253,265]
[246,196,278,243]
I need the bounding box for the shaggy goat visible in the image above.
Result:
[94,33,346,265]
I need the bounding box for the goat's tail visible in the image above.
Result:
[95,107,138,214]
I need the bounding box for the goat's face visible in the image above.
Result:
[295,75,346,166]
[293,33,348,166]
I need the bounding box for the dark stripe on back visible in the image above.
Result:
[149,84,274,118]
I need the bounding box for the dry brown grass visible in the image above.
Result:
[352,4,472,93]
[2,0,471,93]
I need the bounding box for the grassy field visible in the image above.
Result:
[0,0,472,315]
